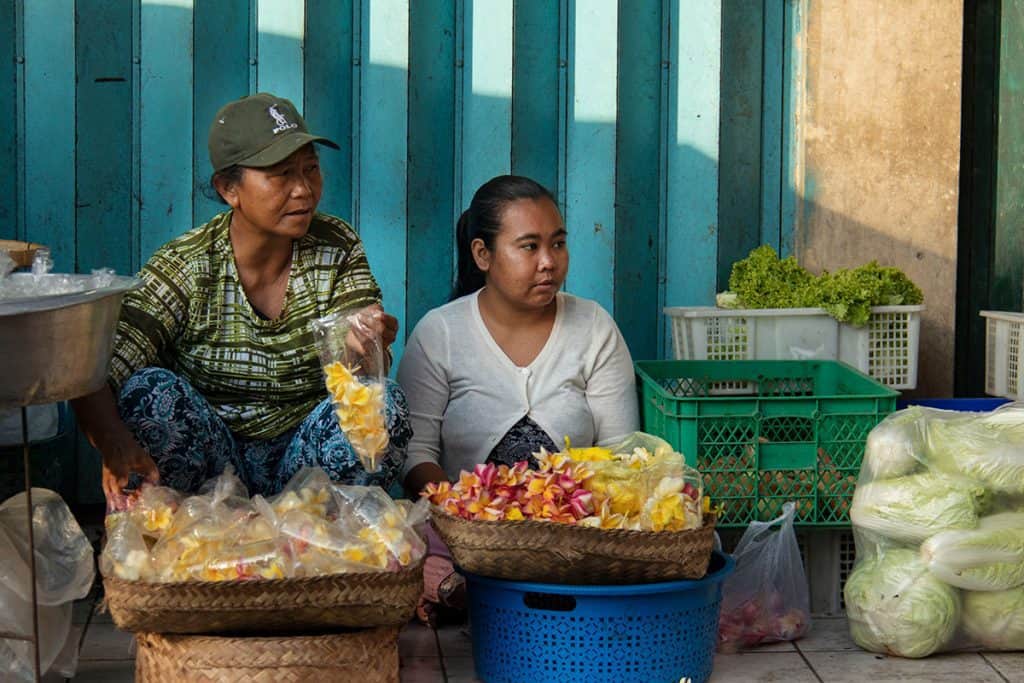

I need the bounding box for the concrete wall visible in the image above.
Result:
[795,0,963,397]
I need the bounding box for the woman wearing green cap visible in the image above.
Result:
[71,92,411,507]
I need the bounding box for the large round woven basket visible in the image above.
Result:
[104,559,423,634]
[431,510,716,584]
[135,627,400,683]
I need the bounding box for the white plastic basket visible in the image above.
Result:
[665,305,923,390]
[981,310,1024,399]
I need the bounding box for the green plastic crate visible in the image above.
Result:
[635,360,898,527]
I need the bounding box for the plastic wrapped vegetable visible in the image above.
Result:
[861,407,927,480]
[312,307,389,472]
[920,512,1024,591]
[848,403,1024,656]
[849,472,985,543]
[844,548,960,659]
[961,587,1024,650]
[926,406,1024,495]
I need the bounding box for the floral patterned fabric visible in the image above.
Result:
[484,415,556,470]
[117,367,411,496]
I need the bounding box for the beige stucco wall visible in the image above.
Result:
[795,0,963,397]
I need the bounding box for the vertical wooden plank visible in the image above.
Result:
[305,0,354,221]
[565,0,617,313]
[193,1,250,226]
[614,0,661,360]
[359,0,409,364]
[663,0,721,350]
[460,0,512,204]
[408,0,457,331]
[512,0,559,195]
[0,0,17,242]
[23,0,75,271]
[761,0,784,252]
[717,0,764,290]
[780,0,806,257]
[256,0,304,106]
[76,1,133,275]
[993,0,1024,313]
[139,0,194,262]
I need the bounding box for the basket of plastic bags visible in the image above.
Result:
[101,466,426,634]
[427,433,718,584]
[846,403,1024,657]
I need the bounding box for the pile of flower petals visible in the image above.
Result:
[425,448,704,532]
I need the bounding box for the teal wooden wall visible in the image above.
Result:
[1,0,803,502]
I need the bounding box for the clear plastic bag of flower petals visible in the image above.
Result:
[99,513,154,581]
[126,486,181,539]
[311,307,390,473]
[269,466,336,520]
[277,508,386,576]
[638,460,704,532]
[331,485,426,569]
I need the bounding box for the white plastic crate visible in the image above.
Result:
[981,310,1024,399]
[665,305,924,390]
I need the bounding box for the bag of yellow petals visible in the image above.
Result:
[566,432,705,532]
[312,307,390,473]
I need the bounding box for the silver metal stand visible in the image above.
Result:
[0,407,42,681]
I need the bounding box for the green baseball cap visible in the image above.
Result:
[208,92,339,172]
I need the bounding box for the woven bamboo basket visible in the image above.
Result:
[135,627,400,683]
[104,559,423,634]
[431,509,717,584]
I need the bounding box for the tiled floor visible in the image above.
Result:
[43,592,1023,682]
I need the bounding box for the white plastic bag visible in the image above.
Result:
[0,489,94,681]
[717,502,810,652]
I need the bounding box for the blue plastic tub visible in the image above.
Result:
[464,550,734,683]
[897,397,1011,412]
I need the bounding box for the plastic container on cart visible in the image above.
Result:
[664,305,924,390]
[635,359,898,528]
[464,550,734,683]
[980,310,1024,399]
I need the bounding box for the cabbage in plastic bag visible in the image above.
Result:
[861,407,928,480]
[961,587,1024,650]
[920,512,1024,591]
[849,472,985,543]
[843,548,960,658]
[926,406,1024,495]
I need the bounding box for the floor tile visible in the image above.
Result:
[710,652,818,682]
[69,659,135,683]
[399,655,445,682]
[444,655,483,683]
[436,623,473,659]
[804,650,1002,683]
[982,652,1024,681]
[399,622,441,659]
[77,622,134,661]
[796,616,858,652]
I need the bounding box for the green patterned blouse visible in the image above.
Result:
[109,211,382,439]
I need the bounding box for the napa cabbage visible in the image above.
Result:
[920,512,1024,591]
[843,548,960,659]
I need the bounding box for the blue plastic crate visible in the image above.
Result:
[464,551,734,683]
[897,397,1012,412]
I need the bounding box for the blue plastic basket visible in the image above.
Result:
[464,550,734,683]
